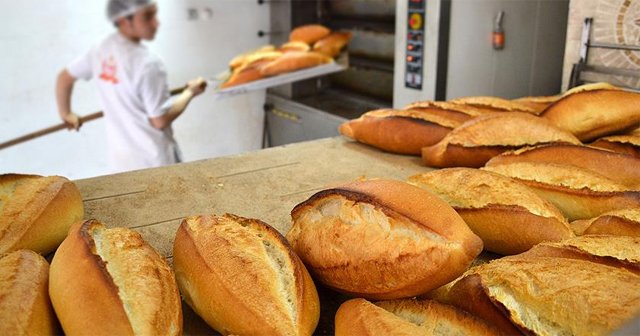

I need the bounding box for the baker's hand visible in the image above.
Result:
[187,77,207,97]
[62,112,82,131]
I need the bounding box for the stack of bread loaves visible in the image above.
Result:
[221,24,351,88]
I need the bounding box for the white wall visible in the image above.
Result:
[0,0,270,179]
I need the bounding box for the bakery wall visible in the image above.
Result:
[561,0,640,90]
[0,0,269,179]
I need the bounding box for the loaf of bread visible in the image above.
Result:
[280,41,311,53]
[286,179,483,300]
[590,135,640,159]
[0,250,60,335]
[335,298,501,336]
[289,24,331,45]
[541,83,640,142]
[483,162,640,220]
[447,256,640,335]
[485,143,640,188]
[49,220,182,336]
[173,214,320,336]
[512,95,561,114]
[421,112,580,168]
[405,101,486,124]
[260,51,333,77]
[0,174,84,255]
[513,235,639,274]
[339,109,462,155]
[450,96,538,114]
[313,31,353,58]
[228,45,276,70]
[571,208,640,237]
[408,168,573,255]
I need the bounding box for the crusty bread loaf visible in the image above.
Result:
[335,298,501,336]
[260,51,333,77]
[221,51,282,88]
[0,174,84,255]
[339,109,462,155]
[512,95,561,115]
[485,143,640,188]
[408,168,573,255]
[421,112,580,168]
[590,135,640,159]
[0,250,60,335]
[290,24,331,45]
[49,220,182,336]
[280,41,311,53]
[571,208,640,237]
[313,31,353,58]
[286,179,483,300]
[450,96,538,114]
[513,235,640,274]
[448,256,640,336]
[173,214,320,336]
[483,162,640,220]
[541,84,640,142]
[405,101,487,123]
[228,45,276,70]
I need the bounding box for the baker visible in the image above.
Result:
[55,0,206,173]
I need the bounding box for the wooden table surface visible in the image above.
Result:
[74,136,432,334]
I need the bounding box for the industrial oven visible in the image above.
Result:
[262,0,569,147]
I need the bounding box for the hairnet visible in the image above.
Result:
[106,0,156,22]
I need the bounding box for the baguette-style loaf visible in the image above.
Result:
[289,24,331,45]
[448,256,640,336]
[421,112,580,168]
[512,95,561,115]
[173,214,320,336]
[286,179,483,300]
[590,135,640,159]
[339,109,462,155]
[280,41,311,53]
[408,168,573,255]
[541,85,640,142]
[0,250,60,335]
[450,96,538,114]
[405,101,487,123]
[260,51,333,77]
[485,143,640,188]
[0,174,84,255]
[49,220,182,336]
[228,45,276,70]
[513,235,640,274]
[571,208,640,237]
[313,31,353,58]
[335,298,501,336]
[483,162,640,220]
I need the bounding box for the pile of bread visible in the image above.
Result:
[221,24,352,89]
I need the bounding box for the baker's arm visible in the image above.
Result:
[55,69,82,130]
[149,77,207,130]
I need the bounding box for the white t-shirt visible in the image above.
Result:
[67,32,180,173]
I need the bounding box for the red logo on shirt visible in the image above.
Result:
[99,56,119,84]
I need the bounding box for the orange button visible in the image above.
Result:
[409,13,423,30]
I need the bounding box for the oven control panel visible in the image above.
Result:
[405,0,426,90]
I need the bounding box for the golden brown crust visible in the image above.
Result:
[313,31,353,58]
[0,174,84,255]
[287,179,483,300]
[572,208,640,237]
[335,298,502,336]
[513,235,640,275]
[590,136,640,159]
[484,162,640,220]
[450,96,537,113]
[406,101,487,119]
[279,41,311,53]
[228,45,276,70]
[542,89,640,142]
[512,95,561,115]
[173,214,320,336]
[289,24,331,45]
[408,168,572,255]
[49,220,182,336]
[486,143,640,189]
[0,250,60,335]
[451,256,640,336]
[339,109,459,155]
[420,113,580,168]
[260,51,333,77]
